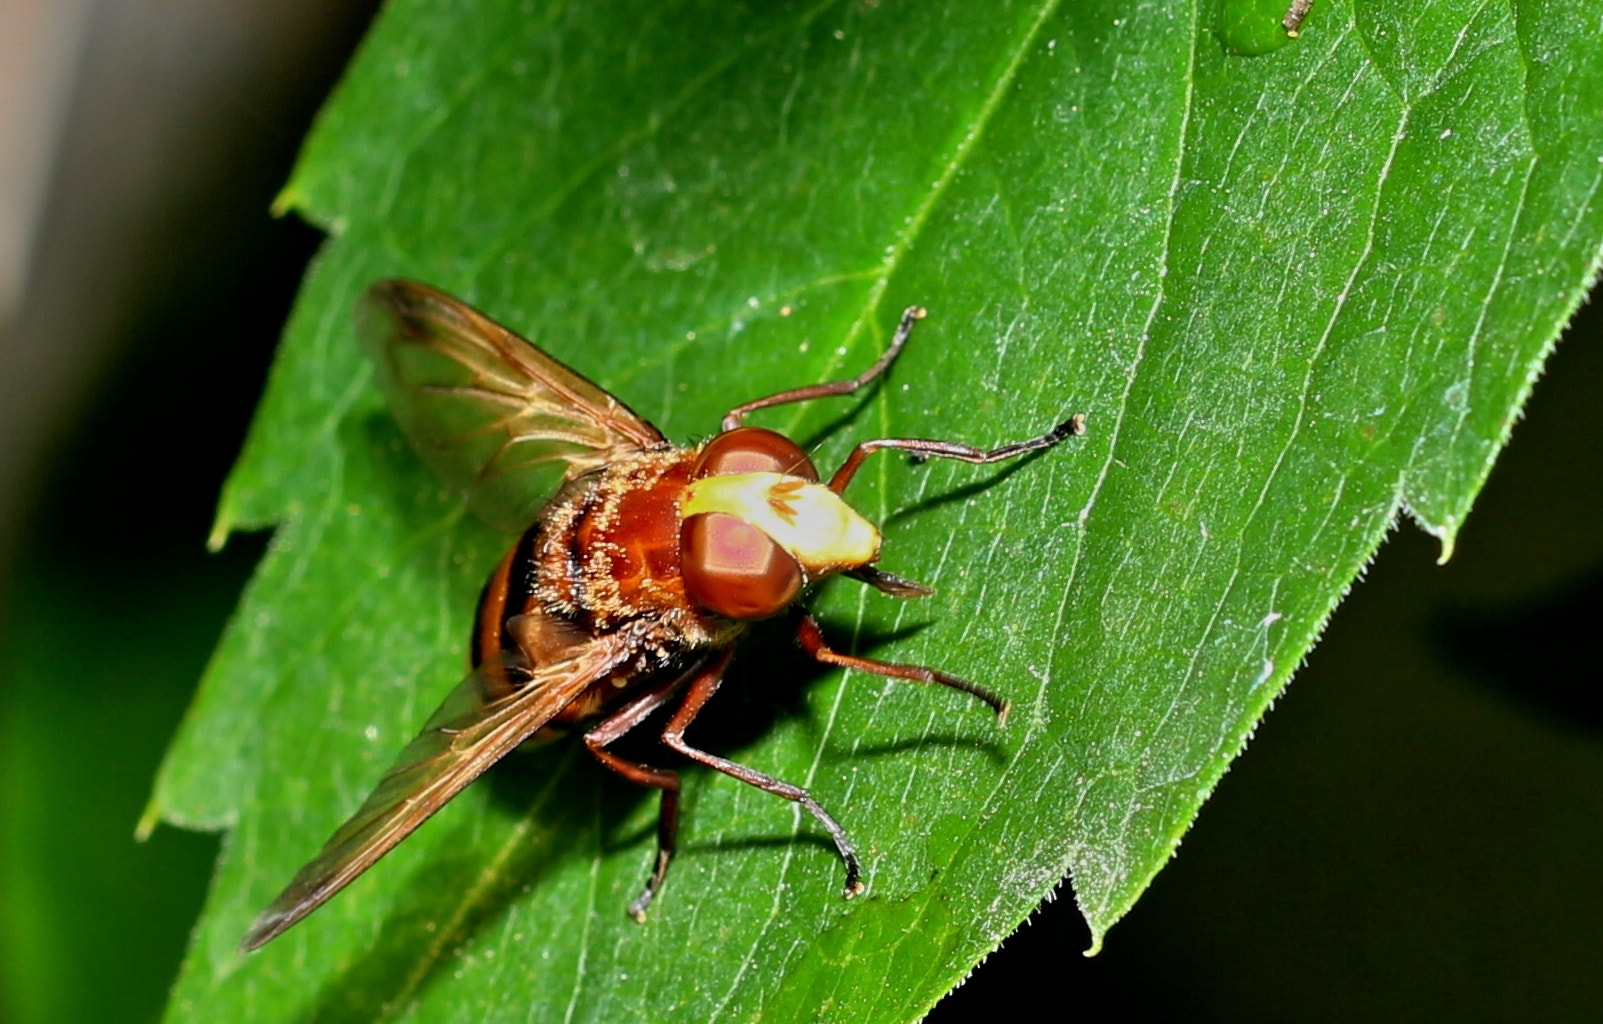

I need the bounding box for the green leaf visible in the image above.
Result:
[149,0,1603,1020]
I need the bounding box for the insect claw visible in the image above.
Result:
[840,846,865,899]
[1058,412,1088,438]
[626,847,673,923]
[996,701,1012,728]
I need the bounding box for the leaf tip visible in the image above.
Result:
[1435,533,1457,565]
[134,796,161,842]
[1402,501,1460,565]
[269,183,301,219]
[207,509,234,553]
[1422,518,1459,565]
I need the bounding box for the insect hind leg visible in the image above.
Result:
[659,651,865,900]
[583,656,718,921]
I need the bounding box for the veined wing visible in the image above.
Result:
[241,636,626,951]
[357,279,666,533]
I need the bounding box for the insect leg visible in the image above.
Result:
[843,564,936,599]
[720,306,926,431]
[660,656,866,900]
[794,610,1010,724]
[583,654,722,922]
[827,413,1085,493]
[1283,0,1314,35]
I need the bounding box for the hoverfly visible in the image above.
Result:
[241,280,1084,950]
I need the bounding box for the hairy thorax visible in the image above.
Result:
[472,447,745,674]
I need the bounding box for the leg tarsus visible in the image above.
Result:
[844,564,936,599]
[828,412,1085,493]
[627,847,673,922]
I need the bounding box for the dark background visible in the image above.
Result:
[1,6,1598,1021]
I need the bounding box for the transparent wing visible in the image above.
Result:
[357,279,667,533]
[241,635,626,951]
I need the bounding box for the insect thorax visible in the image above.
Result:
[532,448,736,654]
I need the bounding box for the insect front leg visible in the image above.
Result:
[826,413,1086,493]
[659,654,866,901]
[583,654,723,922]
[794,610,1011,723]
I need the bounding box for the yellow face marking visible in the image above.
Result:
[681,472,881,577]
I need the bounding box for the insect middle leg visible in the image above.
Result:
[826,413,1086,493]
[794,610,1010,723]
[659,653,867,901]
[583,652,725,922]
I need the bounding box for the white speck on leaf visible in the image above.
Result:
[1253,660,1275,688]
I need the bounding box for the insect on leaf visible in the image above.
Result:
[146,2,1603,1022]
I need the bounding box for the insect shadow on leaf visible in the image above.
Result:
[304,745,589,1024]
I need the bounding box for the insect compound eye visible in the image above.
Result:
[681,511,804,620]
[692,427,818,481]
